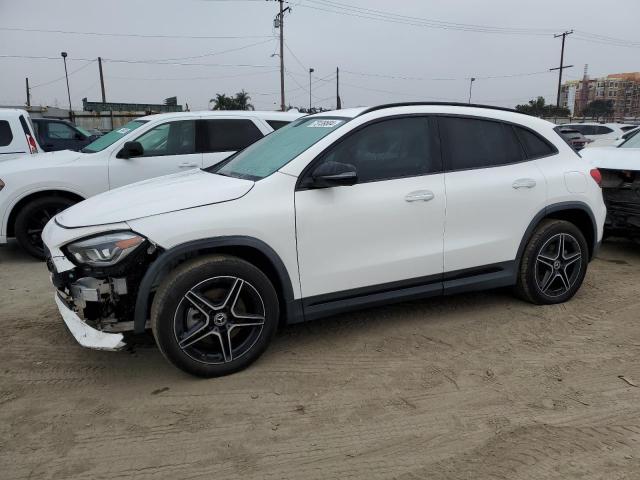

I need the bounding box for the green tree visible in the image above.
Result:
[515,96,570,117]
[233,90,254,111]
[210,91,254,110]
[583,100,614,120]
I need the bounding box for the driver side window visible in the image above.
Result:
[135,121,195,157]
[315,116,439,184]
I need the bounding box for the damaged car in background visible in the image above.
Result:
[582,132,640,238]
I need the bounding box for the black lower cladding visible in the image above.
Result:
[300,260,517,321]
[49,242,159,323]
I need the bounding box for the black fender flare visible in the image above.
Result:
[516,201,599,263]
[133,236,302,333]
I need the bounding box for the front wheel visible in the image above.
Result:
[151,255,279,377]
[515,219,589,305]
[14,196,77,259]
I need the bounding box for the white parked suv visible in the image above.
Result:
[42,103,606,377]
[0,110,302,258]
[0,108,40,160]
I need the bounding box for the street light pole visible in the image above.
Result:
[468,77,476,104]
[309,68,314,111]
[61,52,72,121]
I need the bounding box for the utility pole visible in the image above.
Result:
[61,51,72,121]
[25,77,30,107]
[271,0,290,111]
[98,56,106,103]
[551,30,574,107]
[308,68,314,111]
[468,77,476,104]
[336,66,341,109]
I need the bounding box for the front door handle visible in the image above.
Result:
[512,178,537,189]
[179,162,199,168]
[405,190,435,202]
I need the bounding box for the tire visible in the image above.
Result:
[14,196,77,260]
[151,254,279,377]
[515,219,589,305]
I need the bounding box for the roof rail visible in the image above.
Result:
[357,102,520,116]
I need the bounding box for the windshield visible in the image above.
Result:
[620,130,640,148]
[81,120,147,153]
[76,126,92,136]
[208,117,348,180]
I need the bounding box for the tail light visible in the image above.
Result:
[590,168,602,186]
[26,134,38,154]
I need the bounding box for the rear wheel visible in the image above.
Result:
[516,219,589,305]
[151,255,279,377]
[14,196,76,260]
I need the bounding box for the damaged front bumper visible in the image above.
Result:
[46,242,159,350]
[54,293,125,350]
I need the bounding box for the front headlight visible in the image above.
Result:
[66,232,145,267]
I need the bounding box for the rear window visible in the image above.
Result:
[565,124,591,135]
[439,117,523,171]
[514,127,556,159]
[266,120,290,131]
[202,119,263,152]
[621,125,637,132]
[593,125,613,135]
[0,121,13,147]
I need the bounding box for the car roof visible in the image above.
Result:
[0,108,30,119]
[309,103,550,128]
[137,110,305,122]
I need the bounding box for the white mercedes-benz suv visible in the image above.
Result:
[43,103,606,377]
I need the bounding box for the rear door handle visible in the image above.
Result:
[405,190,435,202]
[512,178,537,189]
[179,162,199,168]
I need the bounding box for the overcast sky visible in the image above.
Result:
[1,0,639,112]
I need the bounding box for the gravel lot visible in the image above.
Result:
[1,239,640,479]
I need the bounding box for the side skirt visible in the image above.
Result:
[297,261,517,323]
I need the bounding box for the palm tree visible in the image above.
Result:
[210,93,233,110]
[234,90,254,111]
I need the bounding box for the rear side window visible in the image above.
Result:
[316,116,439,183]
[593,125,613,135]
[266,120,290,131]
[0,121,13,147]
[621,126,637,132]
[514,127,556,159]
[202,119,263,152]
[439,117,523,171]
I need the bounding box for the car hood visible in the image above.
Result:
[581,147,640,171]
[0,149,82,173]
[56,169,254,228]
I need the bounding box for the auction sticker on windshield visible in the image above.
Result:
[307,119,343,128]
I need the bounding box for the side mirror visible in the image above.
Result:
[117,141,144,159]
[310,161,357,188]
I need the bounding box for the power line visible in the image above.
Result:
[294,0,559,36]
[31,59,96,89]
[106,69,280,82]
[0,26,274,40]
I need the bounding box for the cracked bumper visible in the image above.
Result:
[55,294,126,351]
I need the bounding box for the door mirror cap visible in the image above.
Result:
[310,161,358,188]
[117,141,144,159]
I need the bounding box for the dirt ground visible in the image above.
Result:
[1,239,640,480]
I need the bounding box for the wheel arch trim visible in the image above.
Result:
[133,236,302,333]
[516,201,598,262]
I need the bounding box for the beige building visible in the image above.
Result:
[561,72,640,119]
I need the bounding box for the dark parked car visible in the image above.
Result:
[556,127,591,151]
[32,119,99,152]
